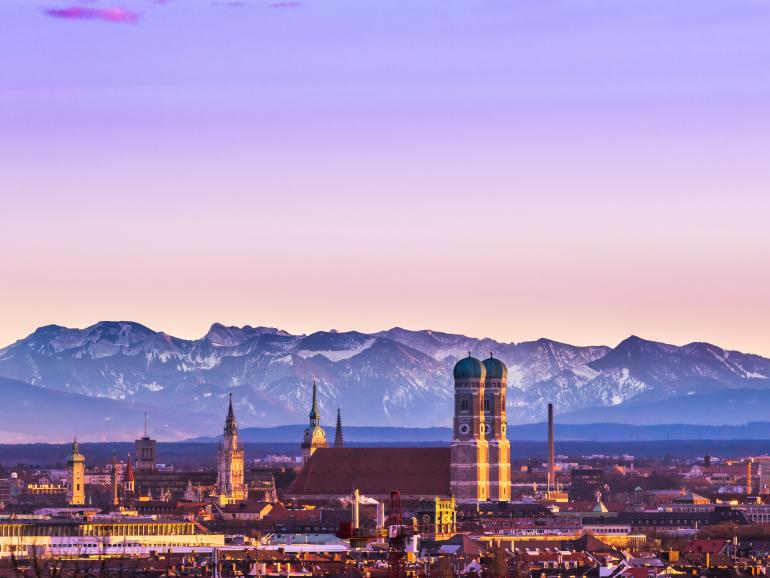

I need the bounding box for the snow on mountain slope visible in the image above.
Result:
[1,322,769,434]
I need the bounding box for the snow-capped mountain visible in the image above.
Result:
[1,322,769,439]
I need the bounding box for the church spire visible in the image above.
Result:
[301,377,328,463]
[334,408,344,448]
[309,377,320,427]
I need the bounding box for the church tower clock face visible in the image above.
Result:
[458,423,470,436]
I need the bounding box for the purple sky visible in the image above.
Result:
[1,0,770,354]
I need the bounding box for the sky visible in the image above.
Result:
[1,0,769,355]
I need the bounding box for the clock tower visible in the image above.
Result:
[302,378,328,463]
[216,394,248,505]
[450,354,490,503]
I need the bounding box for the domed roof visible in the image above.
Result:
[67,438,85,463]
[483,355,507,380]
[453,354,485,380]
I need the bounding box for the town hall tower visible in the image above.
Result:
[216,394,248,505]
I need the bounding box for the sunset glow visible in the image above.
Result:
[2,0,769,354]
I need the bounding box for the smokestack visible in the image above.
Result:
[376,500,385,531]
[747,460,753,495]
[352,488,360,530]
[548,403,555,495]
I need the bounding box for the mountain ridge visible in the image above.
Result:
[1,321,769,440]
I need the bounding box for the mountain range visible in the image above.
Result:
[1,321,769,441]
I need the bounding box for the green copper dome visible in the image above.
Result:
[483,355,507,380]
[453,354,485,380]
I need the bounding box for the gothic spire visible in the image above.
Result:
[334,407,344,448]
[225,393,237,437]
[309,377,320,427]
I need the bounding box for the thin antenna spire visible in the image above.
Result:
[144,412,148,438]
[309,377,319,423]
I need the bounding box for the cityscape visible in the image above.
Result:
[3,0,770,577]
[1,356,770,577]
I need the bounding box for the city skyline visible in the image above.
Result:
[2,0,770,355]
[3,2,770,573]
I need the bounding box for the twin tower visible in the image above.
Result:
[451,354,511,503]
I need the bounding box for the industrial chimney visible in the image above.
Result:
[547,403,555,496]
[352,488,360,530]
[375,500,385,531]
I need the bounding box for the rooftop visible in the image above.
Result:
[286,447,451,498]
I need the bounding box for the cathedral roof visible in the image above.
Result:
[453,354,485,380]
[287,447,451,499]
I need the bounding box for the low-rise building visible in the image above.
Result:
[0,512,224,558]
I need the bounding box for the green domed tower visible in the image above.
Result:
[450,354,490,503]
[483,355,510,501]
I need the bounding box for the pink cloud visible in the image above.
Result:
[44,6,139,23]
[268,1,302,8]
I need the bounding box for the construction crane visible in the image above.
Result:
[387,490,413,578]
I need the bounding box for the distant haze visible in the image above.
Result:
[1,1,769,354]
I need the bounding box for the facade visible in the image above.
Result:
[135,415,157,472]
[450,355,490,503]
[216,394,248,505]
[570,468,604,501]
[66,439,86,506]
[417,497,457,540]
[582,505,750,533]
[136,470,215,501]
[301,379,328,463]
[483,356,510,501]
[0,515,223,559]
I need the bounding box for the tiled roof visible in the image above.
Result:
[683,539,728,555]
[287,447,451,498]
